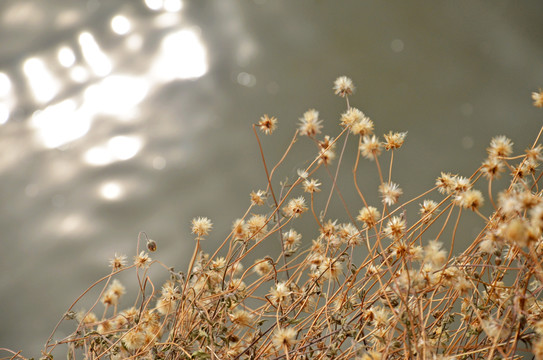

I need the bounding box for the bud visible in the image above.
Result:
[147,239,157,252]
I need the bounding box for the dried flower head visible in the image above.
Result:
[359,135,382,160]
[283,196,308,218]
[283,229,302,249]
[452,176,471,192]
[455,189,484,210]
[250,190,267,206]
[533,89,543,108]
[101,279,126,307]
[246,214,268,238]
[384,216,406,239]
[383,131,407,150]
[340,107,364,128]
[229,309,254,327]
[270,281,291,304]
[436,172,457,194]
[526,144,543,162]
[303,178,321,193]
[501,218,530,247]
[378,182,403,206]
[134,251,151,268]
[419,200,439,222]
[254,258,273,276]
[319,257,343,279]
[232,218,248,239]
[298,109,323,137]
[109,253,127,271]
[191,216,213,238]
[333,76,355,97]
[272,327,298,349]
[258,114,278,135]
[480,157,505,179]
[357,206,381,227]
[424,240,447,267]
[487,135,513,158]
[297,168,309,179]
[350,114,374,136]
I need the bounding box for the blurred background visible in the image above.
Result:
[1,0,543,356]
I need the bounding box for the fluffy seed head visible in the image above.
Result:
[384,216,406,239]
[480,157,505,179]
[283,229,302,249]
[254,258,273,276]
[319,257,343,279]
[487,135,513,158]
[357,206,381,227]
[379,182,403,206]
[191,217,213,238]
[419,200,439,223]
[283,196,308,218]
[340,107,364,128]
[134,251,151,268]
[270,282,291,304]
[436,172,457,194]
[455,189,484,210]
[298,109,323,137]
[246,214,268,238]
[229,309,254,327]
[424,240,447,267]
[250,190,267,206]
[350,114,374,136]
[303,178,321,193]
[533,89,543,108]
[333,76,355,97]
[109,253,127,271]
[258,114,278,135]
[383,131,407,150]
[359,135,382,160]
[272,327,298,349]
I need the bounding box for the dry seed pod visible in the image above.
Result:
[147,239,157,252]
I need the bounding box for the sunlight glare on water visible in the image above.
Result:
[0,104,9,124]
[57,46,76,68]
[0,72,12,97]
[144,0,183,12]
[78,32,112,77]
[84,135,143,166]
[30,99,91,148]
[83,75,149,116]
[111,15,131,36]
[151,29,207,81]
[23,57,60,103]
[100,181,124,200]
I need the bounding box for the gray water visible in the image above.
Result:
[1,0,542,356]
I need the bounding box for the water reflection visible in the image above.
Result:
[84,135,143,166]
[69,65,90,83]
[30,99,90,148]
[78,32,112,77]
[1,1,213,355]
[0,72,12,97]
[23,57,60,103]
[151,29,207,80]
[83,75,148,115]
[57,46,76,68]
[110,15,131,36]
[0,103,9,124]
[100,181,123,200]
[145,0,183,12]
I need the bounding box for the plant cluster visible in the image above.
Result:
[4,79,543,360]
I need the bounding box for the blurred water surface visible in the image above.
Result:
[1,0,542,356]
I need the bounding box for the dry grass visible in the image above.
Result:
[4,78,543,360]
